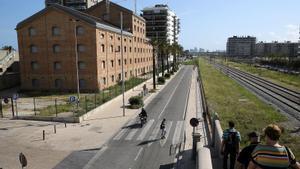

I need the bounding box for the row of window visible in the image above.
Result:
[29,44,152,54]
[30,66,152,88]
[28,26,85,37]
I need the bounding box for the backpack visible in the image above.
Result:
[225,131,238,149]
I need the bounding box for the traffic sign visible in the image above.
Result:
[19,152,27,168]
[3,98,9,104]
[69,96,77,103]
[190,118,199,127]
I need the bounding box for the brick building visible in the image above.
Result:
[16,3,153,92]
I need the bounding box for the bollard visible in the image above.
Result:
[43,130,45,140]
[54,125,56,134]
[64,123,67,128]
[192,132,201,160]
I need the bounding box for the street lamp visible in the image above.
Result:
[70,19,80,107]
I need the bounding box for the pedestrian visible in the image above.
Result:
[235,131,260,169]
[248,124,300,169]
[221,121,241,169]
[160,118,166,139]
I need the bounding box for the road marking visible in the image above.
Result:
[147,123,161,147]
[125,128,139,140]
[160,121,173,146]
[82,146,108,169]
[113,118,136,140]
[158,70,187,119]
[183,79,191,120]
[136,119,154,141]
[172,121,184,145]
[134,147,144,161]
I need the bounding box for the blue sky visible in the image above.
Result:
[0,0,299,51]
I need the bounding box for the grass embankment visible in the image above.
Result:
[198,58,300,158]
[37,77,147,117]
[222,60,300,91]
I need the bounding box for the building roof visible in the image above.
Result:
[86,1,145,21]
[16,4,132,36]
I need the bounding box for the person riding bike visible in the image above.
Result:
[139,108,148,126]
[160,118,166,139]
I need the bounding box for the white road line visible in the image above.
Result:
[147,123,161,147]
[172,121,184,145]
[82,146,108,169]
[183,80,191,120]
[136,119,154,141]
[160,121,173,146]
[134,147,144,161]
[125,128,139,140]
[113,129,128,140]
[158,70,187,119]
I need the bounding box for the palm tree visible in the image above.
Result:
[150,38,159,89]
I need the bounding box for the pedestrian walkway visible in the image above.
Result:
[179,68,209,169]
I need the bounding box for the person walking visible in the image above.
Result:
[235,131,260,169]
[248,124,300,169]
[221,121,241,169]
[160,118,166,139]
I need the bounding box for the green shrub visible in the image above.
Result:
[128,96,143,109]
[157,76,166,84]
[164,73,171,79]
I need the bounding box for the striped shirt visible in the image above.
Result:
[251,144,296,169]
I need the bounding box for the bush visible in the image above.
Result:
[128,96,143,109]
[164,73,171,79]
[157,76,166,84]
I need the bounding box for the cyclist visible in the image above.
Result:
[160,118,166,139]
[139,108,148,126]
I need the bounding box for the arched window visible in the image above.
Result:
[28,27,36,36]
[76,26,84,35]
[52,26,60,36]
[101,44,105,52]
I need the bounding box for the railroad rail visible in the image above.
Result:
[213,63,300,121]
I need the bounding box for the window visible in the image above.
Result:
[110,45,113,53]
[118,59,121,66]
[32,79,39,87]
[30,45,38,53]
[110,35,113,40]
[124,46,127,53]
[79,79,86,88]
[118,37,121,41]
[102,61,105,69]
[78,61,86,70]
[28,27,36,36]
[124,59,127,65]
[130,58,132,64]
[129,47,132,53]
[53,44,60,53]
[54,62,61,70]
[135,58,137,63]
[124,38,127,42]
[118,73,121,81]
[111,75,115,82]
[76,26,84,35]
[31,61,38,70]
[125,72,127,78]
[111,60,114,67]
[100,33,105,39]
[101,44,105,52]
[52,26,60,36]
[77,44,85,52]
[134,47,136,53]
[103,77,106,85]
[55,79,63,88]
[117,46,121,52]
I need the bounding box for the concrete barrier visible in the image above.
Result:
[214,119,223,159]
[197,142,213,169]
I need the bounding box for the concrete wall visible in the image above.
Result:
[214,119,223,159]
[197,142,213,169]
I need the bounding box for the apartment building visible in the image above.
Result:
[256,41,298,58]
[45,0,101,11]
[226,36,256,57]
[141,4,180,44]
[16,3,153,92]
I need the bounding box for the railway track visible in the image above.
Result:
[213,63,300,121]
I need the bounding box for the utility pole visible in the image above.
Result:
[134,0,137,14]
[120,12,125,117]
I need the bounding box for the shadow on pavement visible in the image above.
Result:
[122,122,141,129]
[159,162,175,169]
[137,138,160,146]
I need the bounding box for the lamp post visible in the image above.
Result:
[120,12,125,116]
[70,19,80,108]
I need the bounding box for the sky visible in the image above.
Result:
[0,0,299,51]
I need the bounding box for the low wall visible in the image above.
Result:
[214,119,223,159]
[197,142,213,169]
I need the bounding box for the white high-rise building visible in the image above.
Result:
[142,4,180,44]
[45,0,102,11]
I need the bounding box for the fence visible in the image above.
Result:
[0,75,151,120]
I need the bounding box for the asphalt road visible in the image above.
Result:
[55,66,193,169]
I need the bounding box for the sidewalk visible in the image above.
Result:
[0,70,178,169]
[179,68,208,169]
